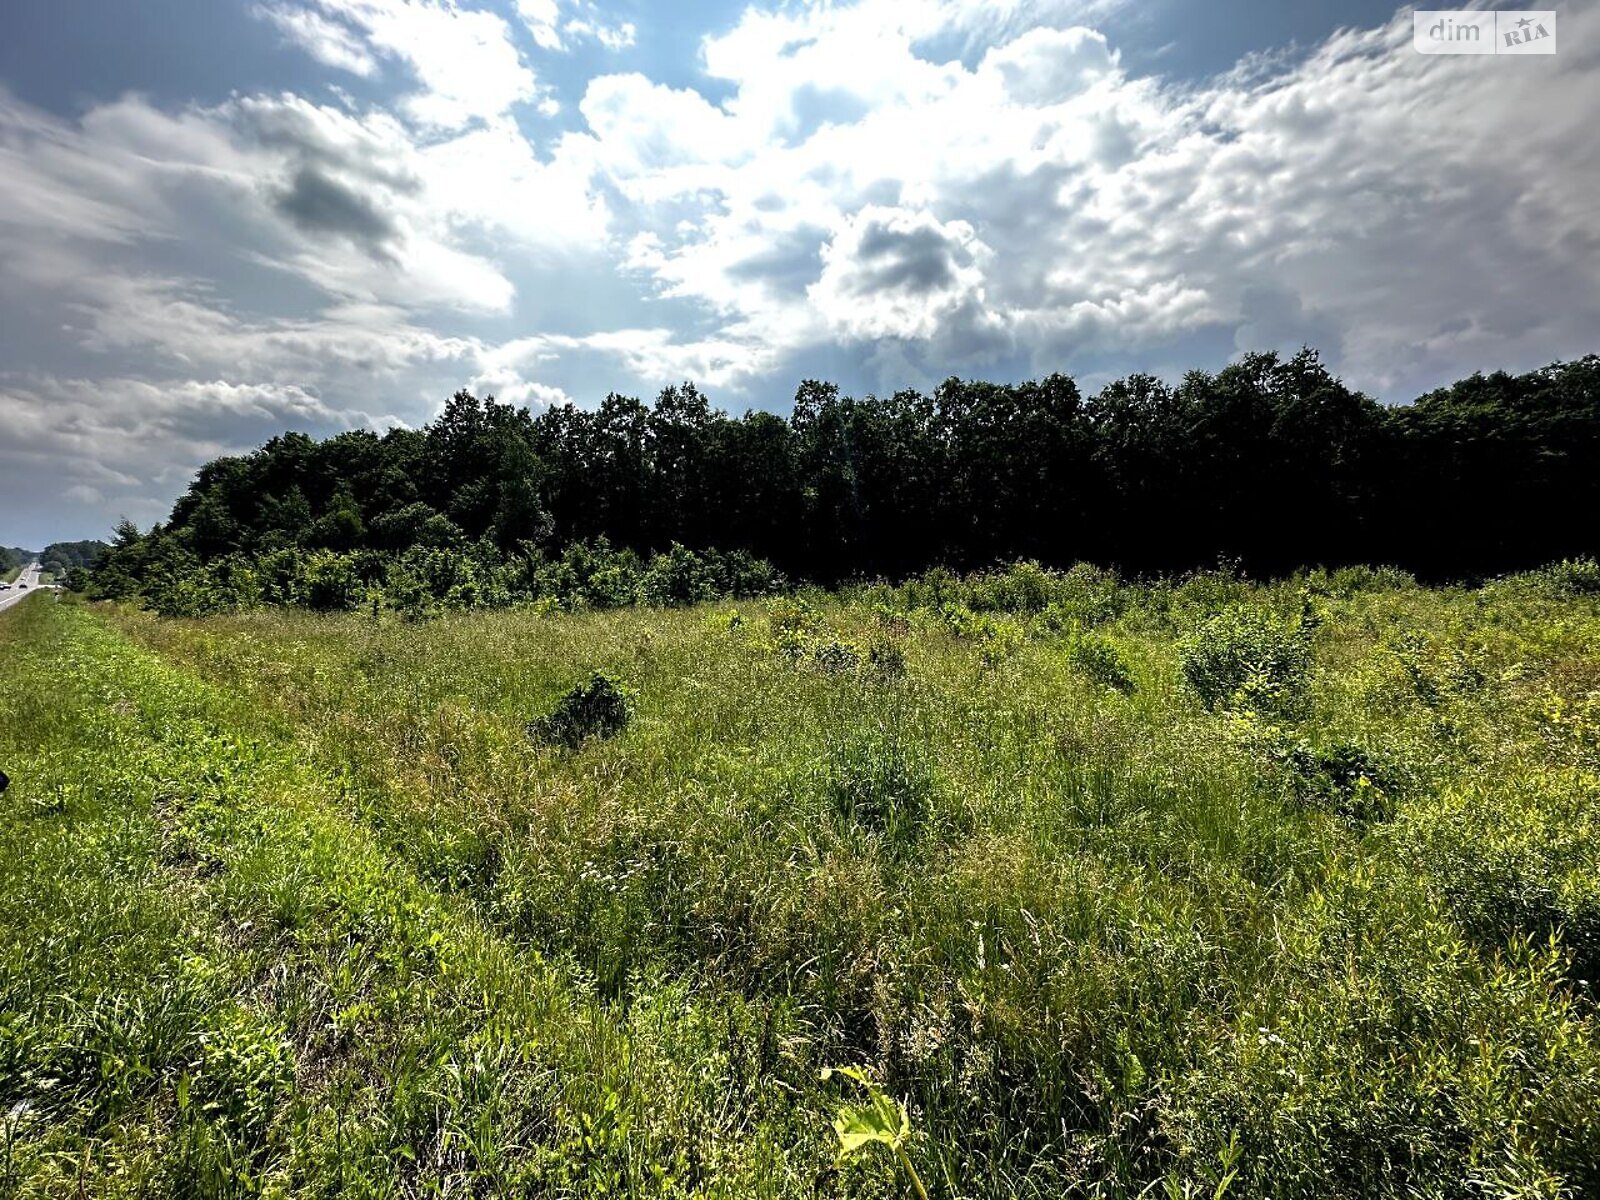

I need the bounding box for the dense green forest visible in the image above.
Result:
[89,350,1600,615]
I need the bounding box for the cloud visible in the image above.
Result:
[272,164,403,258]
[979,25,1116,105]
[516,0,563,50]
[577,74,748,175]
[552,0,1599,397]
[269,0,542,128]
[809,206,1001,346]
[0,374,399,534]
[256,3,379,76]
[564,16,636,52]
[68,275,482,383]
[0,86,612,317]
[517,0,636,53]
[478,327,790,394]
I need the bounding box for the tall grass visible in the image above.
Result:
[3,563,1600,1196]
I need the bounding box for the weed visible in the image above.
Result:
[821,726,936,846]
[822,1066,928,1200]
[867,638,907,678]
[526,672,634,748]
[1276,739,1397,824]
[812,639,862,675]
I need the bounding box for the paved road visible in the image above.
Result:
[0,561,44,614]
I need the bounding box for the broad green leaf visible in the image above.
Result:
[822,1066,911,1162]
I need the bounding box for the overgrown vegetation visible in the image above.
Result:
[4,558,1600,1195]
[86,352,1600,616]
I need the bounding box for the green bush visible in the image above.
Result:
[811,639,862,674]
[1307,564,1417,598]
[768,595,822,659]
[1066,629,1135,695]
[1054,562,1126,625]
[1180,603,1314,716]
[1276,739,1397,824]
[641,543,716,606]
[1389,630,1489,708]
[1533,557,1600,597]
[968,561,1056,614]
[526,673,635,748]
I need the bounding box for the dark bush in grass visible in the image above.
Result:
[1277,739,1397,824]
[867,638,907,678]
[811,639,861,674]
[527,673,634,748]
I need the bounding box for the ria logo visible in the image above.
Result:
[1501,13,1554,49]
[1414,10,1557,55]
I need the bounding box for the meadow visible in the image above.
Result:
[3,561,1600,1197]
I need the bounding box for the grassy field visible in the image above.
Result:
[3,564,1600,1197]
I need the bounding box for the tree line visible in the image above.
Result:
[4,542,106,581]
[88,348,1600,613]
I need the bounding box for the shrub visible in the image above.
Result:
[1276,739,1397,824]
[641,543,716,606]
[1308,564,1417,598]
[1533,557,1600,597]
[968,561,1055,614]
[899,565,960,611]
[707,547,785,598]
[295,550,364,612]
[769,596,822,658]
[812,639,862,675]
[527,673,634,748]
[1066,630,1135,695]
[1054,562,1126,625]
[978,618,1026,668]
[872,602,912,637]
[936,601,983,639]
[1169,562,1253,622]
[1180,603,1313,716]
[533,538,644,610]
[1389,630,1489,708]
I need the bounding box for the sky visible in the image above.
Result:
[0,0,1595,548]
